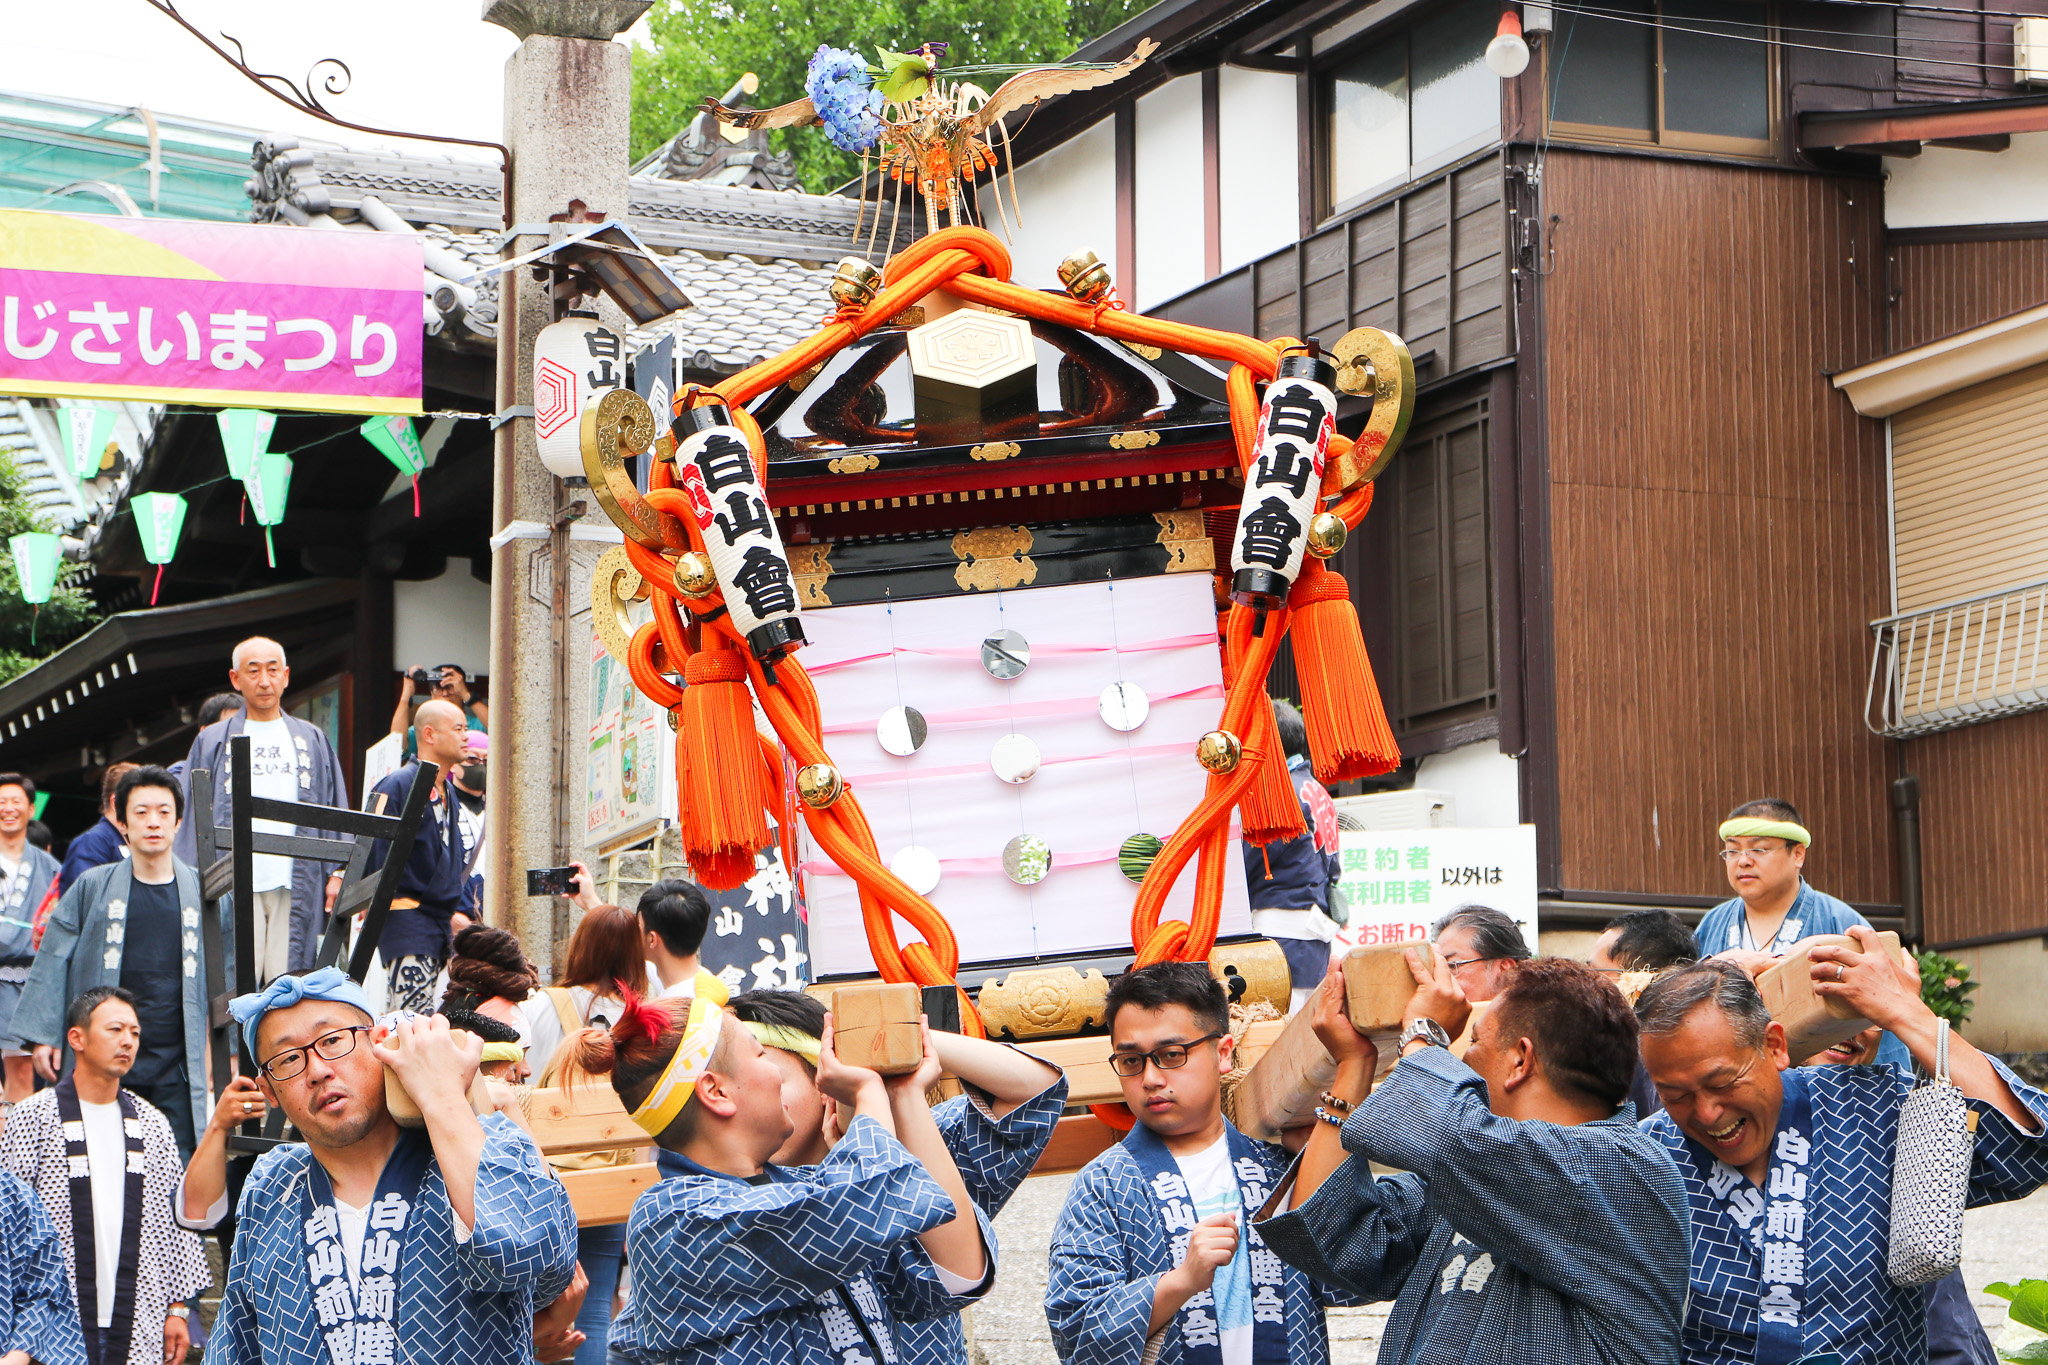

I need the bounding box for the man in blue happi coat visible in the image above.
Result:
[209,968,578,1365]
[1047,961,1367,1365]
[1636,946,2048,1365]
[0,772,61,1117]
[1254,954,1692,1365]
[1693,799,1908,1070]
[719,988,1067,1365]
[0,1165,88,1365]
[593,991,988,1365]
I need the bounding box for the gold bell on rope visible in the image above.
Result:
[829,257,884,310]
[795,763,845,809]
[1306,512,1348,559]
[1196,729,1242,774]
[1057,250,1115,305]
[672,552,717,598]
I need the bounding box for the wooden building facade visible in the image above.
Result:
[1000,0,2048,1042]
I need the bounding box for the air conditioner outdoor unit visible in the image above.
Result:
[1332,789,1458,832]
[2018,17,2048,86]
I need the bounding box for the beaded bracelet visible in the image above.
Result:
[1318,1091,1354,1114]
[1313,1106,1346,1128]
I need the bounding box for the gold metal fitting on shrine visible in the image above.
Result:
[1195,729,1242,774]
[671,551,717,598]
[795,763,845,809]
[666,709,679,732]
[1057,250,1115,305]
[829,257,884,310]
[1306,512,1348,559]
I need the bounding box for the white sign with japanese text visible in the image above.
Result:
[1330,825,1539,957]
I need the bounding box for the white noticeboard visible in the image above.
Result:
[795,573,1253,975]
[1329,825,1539,956]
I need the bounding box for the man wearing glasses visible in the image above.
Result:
[1429,905,1531,1006]
[208,967,577,1365]
[1693,798,1907,1068]
[1636,954,2048,1365]
[1046,961,1363,1365]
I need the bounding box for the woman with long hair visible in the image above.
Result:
[583,993,990,1364]
[518,904,650,1075]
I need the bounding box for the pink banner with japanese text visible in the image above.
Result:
[0,209,423,414]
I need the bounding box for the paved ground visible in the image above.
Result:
[969,1176,2048,1364]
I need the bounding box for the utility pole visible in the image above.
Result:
[481,0,649,972]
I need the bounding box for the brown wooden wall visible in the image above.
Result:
[1890,238,2048,353]
[1542,151,1898,905]
[1906,710,2048,945]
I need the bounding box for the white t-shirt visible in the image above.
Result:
[243,717,298,892]
[79,1100,126,1329]
[1172,1136,1252,1365]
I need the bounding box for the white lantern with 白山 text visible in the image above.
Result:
[673,404,806,666]
[533,312,625,478]
[1230,348,1338,612]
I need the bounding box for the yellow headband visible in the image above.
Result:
[479,1042,524,1065]
[744,1021,822,1068]
[629,997,725,1137]
[1719,818,1811,847]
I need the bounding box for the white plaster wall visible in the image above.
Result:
[1414,737,1522,828]
[1004,117,1119,290]
[1886,133,2048,228]
[1133,74,1207,311]
[1217,67,1301,273]
[393,564,491,677]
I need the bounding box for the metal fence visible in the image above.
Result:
[1866,578,2048,737]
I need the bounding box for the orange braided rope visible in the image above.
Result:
[605,227,1385,1056]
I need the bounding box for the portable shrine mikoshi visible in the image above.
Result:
[569,214,1425,1168]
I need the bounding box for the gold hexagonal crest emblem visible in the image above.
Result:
[906,309,1040,445]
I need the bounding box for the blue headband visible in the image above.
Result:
[228,967,373,1047]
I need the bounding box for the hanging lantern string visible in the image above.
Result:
[150,564,164,607]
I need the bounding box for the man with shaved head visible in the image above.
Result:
[365,699,478,1013]
[178,636,348,985]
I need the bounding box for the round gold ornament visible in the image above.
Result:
[1056,250,1115,305]
[829,257,884,310]
[671,551,717,598]
[1196,729,1242,773]
[795,763,845,809]
[666,709,679,732]
[1306,512,1348,559]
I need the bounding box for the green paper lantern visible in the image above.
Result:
[361,415,426,516]
[132,491,187,605]
[9,531,61,604]
[132,492,187,564]
[216,409,276,484]
[30,792,47,822]
[57,405,117,481]
[245,453,293,567]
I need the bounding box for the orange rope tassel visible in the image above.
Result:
[1238,695,1306,846]
[1288,559,1400,780]
[674,649,770,890]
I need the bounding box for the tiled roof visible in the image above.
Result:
[246,139,900,373]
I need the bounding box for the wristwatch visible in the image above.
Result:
[1399,1018,1452,1053]
[166,1306,189,1321]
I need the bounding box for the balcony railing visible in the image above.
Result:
[1865,578,2048,738]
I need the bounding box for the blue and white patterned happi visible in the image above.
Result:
[1255,1046,1692,1365]
[608,1114,969,1365]
[300,1127,431,1365]
[210,1114,577,1365]
[0,1168,86,1365]
[1047,1119,1360,1365]
[1642,1059,2048,1365]
[893,1070,1067,1365]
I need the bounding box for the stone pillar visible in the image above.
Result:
[482,0,646,972]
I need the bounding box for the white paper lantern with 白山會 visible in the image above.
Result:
[672,403,806,665]
[533,313,626,478]
[1229,349,1339,610]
